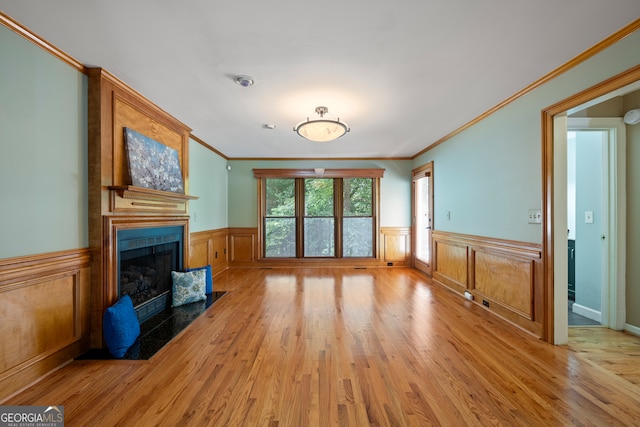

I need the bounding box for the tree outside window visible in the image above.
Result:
[260,173,378,259]
[343,178,373,257]
[264,178,296,257]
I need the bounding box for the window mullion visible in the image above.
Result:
[295,178,304,258]
[335,178,343,258]
[374,177,379,258]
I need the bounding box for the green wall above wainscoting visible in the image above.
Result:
[188,140,229,232]
[0,24,88,259]
[413,29,640,245]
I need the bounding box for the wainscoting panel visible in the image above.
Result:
[474,251,533,319]
[228,228,257,266]
[189,228,229,277]
[228,227,412,268]
[432,231,543,338]
[1,275,76,372]
[380,227,411,266]
[433,239,468,293]
[189,233,210,267]
[0,249,90,401]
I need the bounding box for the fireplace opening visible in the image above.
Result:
[117,226,183,322]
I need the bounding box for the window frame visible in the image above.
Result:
[341,177,375,258]
[263,177,297,258]
[254,168,383,261]
[303,177,337,258]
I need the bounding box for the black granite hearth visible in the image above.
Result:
[78,291,226,360]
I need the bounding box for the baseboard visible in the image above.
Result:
[624,323,640,337]
[572,303,602,323]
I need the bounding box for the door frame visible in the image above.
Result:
[542,65,639,344]
[412,161,434,276]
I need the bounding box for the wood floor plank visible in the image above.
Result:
[3,267,640,426]
[569,327,640,386]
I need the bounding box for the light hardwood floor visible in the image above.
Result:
[568,326,640,387]
[4,268,640,426]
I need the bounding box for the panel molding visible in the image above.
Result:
[433,238,468,293]
[228,227,412,268]
[380,227,411,266]
[189,228,229,277]
[432,230,543,337]
[228,228,258,266]
[0,249,90,401]
[0,249,89,286]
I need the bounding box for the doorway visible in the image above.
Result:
[544,72,636,344]
[566,127,610,327]
[557,117,627,339]
[412,162,434,276]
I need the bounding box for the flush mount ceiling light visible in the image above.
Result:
[235,75,254,87]
[293,106,350,142]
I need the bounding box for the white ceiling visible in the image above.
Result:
[2,1,639,159]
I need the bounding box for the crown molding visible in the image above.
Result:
[0,11,85,72]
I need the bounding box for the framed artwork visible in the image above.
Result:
[124,128,184,194]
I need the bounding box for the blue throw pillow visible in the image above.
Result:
[172,269,207,307]
[185,264,213,294]
[103,294,140,358]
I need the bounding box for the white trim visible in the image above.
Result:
[624,323,640,337]
[610,121,627,330]
[553,115,569,345]
[567,118,626,331]
[554,117,627,343]
[572,303,601,323]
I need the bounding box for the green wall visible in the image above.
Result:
[188,140,228,232]
[625,90,640,327]
[227,159,412,228]
[414,29,640,245]
[413,29,640,330]
[0,24,88,259]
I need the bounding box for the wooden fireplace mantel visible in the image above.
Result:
[88,67,197,348]
[109,185,199,215]
[109,185,199,201]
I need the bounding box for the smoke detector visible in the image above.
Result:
[235,75,254,88]
[623,109,640,125]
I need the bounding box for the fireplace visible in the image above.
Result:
[117,226,184,322]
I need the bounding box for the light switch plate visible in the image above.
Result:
[585,211,594,223]
[528,209,542,224]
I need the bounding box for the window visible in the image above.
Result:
[255,169,383,259]
[342,178,373,257]
[304,178,335,256]
[264,178,296,257]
